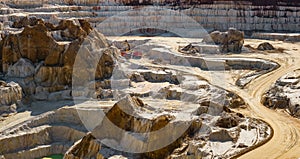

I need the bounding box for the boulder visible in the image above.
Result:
[192,106,209,116]
[209,129,234,142]
[95,49,116,80]
[7,58,35,78]
[1,34,22,70]
[216,113,240,128]
[0,81,22,115]
[203,28,244,53]
[44,49,63,66]
[55,19,88,40]
[94,95,173,134]
[0,81,22,106]
[130,72,145,82]
[63,40,82,68]
[226,93,246,108]
[2,18,108,72]
[78,19,93,35]
[257,42,275,51]
[10,76,36,95]
[203,31,226,44]
[12,16,39,28]
[64,133,104,159]
[289,104,300,117]
[64,30,113,86]
[178,43,200,54]
[34,66,69,87]
[1,22,65,71]
[140,70,179,84]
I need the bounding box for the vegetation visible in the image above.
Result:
[40,154,63,159]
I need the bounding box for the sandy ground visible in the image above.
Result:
[0,36,300,158]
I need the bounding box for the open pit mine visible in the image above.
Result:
[0,0,299,159]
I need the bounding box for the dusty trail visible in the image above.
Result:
[206,47,300,157]
[237,60,300,159]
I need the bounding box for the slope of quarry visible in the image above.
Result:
[0,17,275,159]
[0,1,300,159]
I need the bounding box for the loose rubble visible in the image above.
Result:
[263,70,300,118]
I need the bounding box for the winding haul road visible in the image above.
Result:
[237,57,300,158]
[207,41,300,158]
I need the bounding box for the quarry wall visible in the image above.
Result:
[0,0,299,34]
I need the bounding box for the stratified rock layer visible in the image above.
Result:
[64,133,104,159]
[0,81,22,116]
[64,95,271,159]
[1,1,300,35]
[0,18,118,101]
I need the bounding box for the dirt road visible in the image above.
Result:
[209,41,300,158]
[238,58,300,158]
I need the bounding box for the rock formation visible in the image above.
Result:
[0,81,22,117]
[1,0,300,35]
[202,28,244,53]
[216,112,242,128]
[178,43,201,54]
[64,133,104,159]
[257,42,275,51]
[0,17,118,101]
[0,107,86,159]
[62,95,271,159]
[12,16,40,28]
[89,95,201,159]
[263,70,300,118]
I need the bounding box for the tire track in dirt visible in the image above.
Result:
[227,54,300,158]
